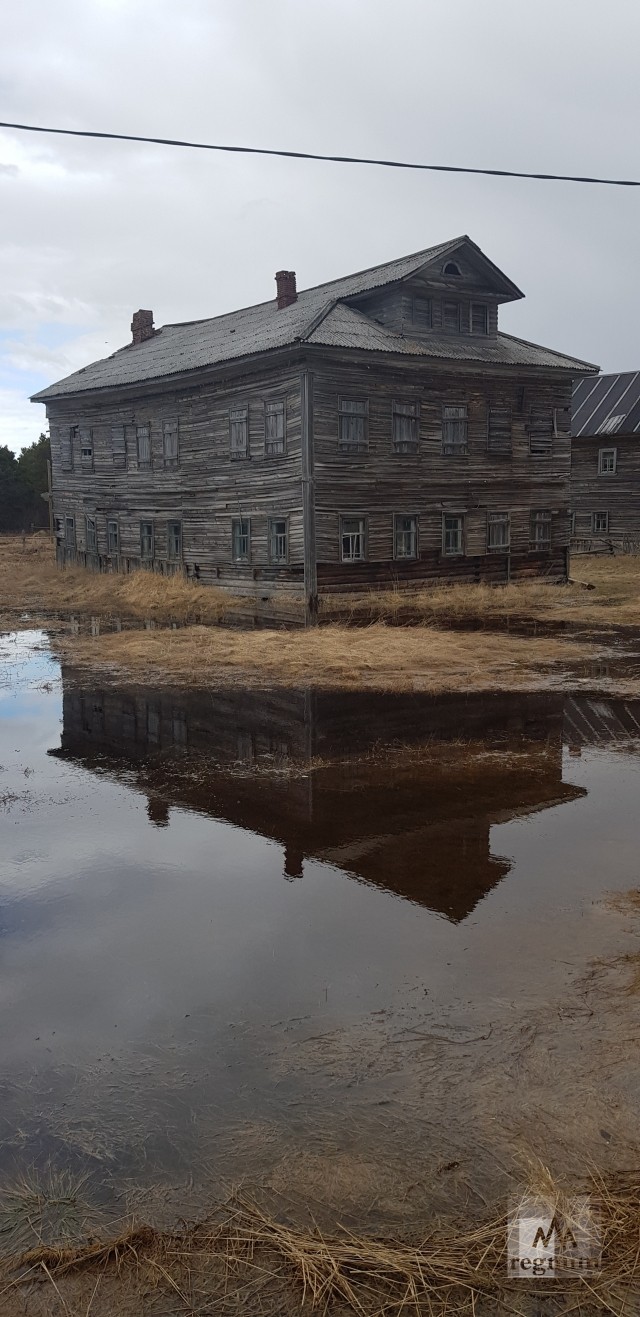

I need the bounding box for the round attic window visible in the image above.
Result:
[444,261,462,276]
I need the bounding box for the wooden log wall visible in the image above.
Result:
[571,434,640,547]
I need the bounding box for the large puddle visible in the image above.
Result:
[1,629,640,1230]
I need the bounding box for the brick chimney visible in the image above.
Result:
[275,271,297,310]
[131,309,154,344]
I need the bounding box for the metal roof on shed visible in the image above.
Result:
[572,372,640,437]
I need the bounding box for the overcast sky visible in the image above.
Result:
[1,0,639,452]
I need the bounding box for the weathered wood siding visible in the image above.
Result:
[47,361,305,595]
[571,434,640,549]
[311,355,572,589]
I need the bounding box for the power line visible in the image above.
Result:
[1,119,639,188]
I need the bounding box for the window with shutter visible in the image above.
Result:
[470,304,488,335]
[265,400,286,456]
[530,509,552,548]
[136,425,151,467]
[140,521,154,559]
[163,419,179,468]
[65,516,76,548]
[61,428,75,470]
[412,296,432,328]
[553,406,571,437]
[107,520,119,555]
[392,401,419,453]
[85,517,97,552]
[487,406,512,456]
[442,404,468,455]
[338,399,368,451]
[230,406,248,458]
[80,427,93,469]
[487,512,511,551]
[110,425,126,468]
[442,514,464,555]
[443,301,461,333]
[394,515,418,559]
[529,406,553,457]
[340,517,367,562]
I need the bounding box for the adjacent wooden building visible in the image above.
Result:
[33,235,597,614]
[571,371,640,551]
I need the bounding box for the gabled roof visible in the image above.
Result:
[32,235,596,402]
[572,371,640,437]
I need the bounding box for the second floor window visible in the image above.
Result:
[140,521,154,559]
[230,405,249,458]
[442,404,468,455]
[163,419,179,468]
[107,520,119,555]
[80,428,93,468]
[392,401,419,453]
[136,425,151,467]
[269,518,288,563]
[394,514,417,559]
[61,427,75,470]
[487,511,511,551]
[111,425,126,468]
[487,406,512,455]
[85,516,97,552]
[530,509,552,549]
[599,447,617,475]
[442,513,464,556]
[338,398,368,451]
[232,517,250,561]
[341,516,367,562]
[265,400,286,455]
[529,406,553,457]
[167,521,182,560]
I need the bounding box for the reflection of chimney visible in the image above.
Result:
[147,797,170,827]
[131,309,154,344]
[275,271,297,310]
[283,845,304,880]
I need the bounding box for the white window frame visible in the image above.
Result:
[487,511,511,552]
[340,516,367,563]
[85,516,97,553]
[598,447,617,475]
[140,520,154,560]
[268,517,289,564]
[393,514,418,560]
[442,513,464,557]
[338,398,368,451]
[529,509,552,550]
[264,400,286,456]
[230,405,249,459]
[107,519,119,556]
[442,404,468,456]
[232,517,251,562]
[167,520,182,561]
[392,400,419,453]
[592,511,609,534]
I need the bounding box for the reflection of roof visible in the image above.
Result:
[572,371,640,438]
[33,234,595,401]
[564,697,640,748]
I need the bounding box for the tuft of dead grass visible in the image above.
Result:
[54,621,597,693]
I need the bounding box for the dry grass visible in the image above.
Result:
[1,1172,639,1315]
[55,620,596,692]
[0,533,240,626]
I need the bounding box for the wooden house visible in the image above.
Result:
[571,371,640,551]
[33,236,597,616]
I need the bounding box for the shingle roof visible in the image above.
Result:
[32,235,596,402]
[572,371,640,437]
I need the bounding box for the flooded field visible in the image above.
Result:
[1,628,640,1244]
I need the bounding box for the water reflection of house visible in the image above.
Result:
[564,697,640,750]
[50,678,585,922]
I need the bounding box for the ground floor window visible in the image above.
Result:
[140,521,154,559]
[442,513,464,556]
[487,511,511,551]
[232,517,251,561]
[65,515,76,548]
[269,518,288,563]
[340,516,367,562]
[592,510,609,533]
[167,521,182,560]
[393,514,417,559]
[85,516,97,552]
[107,520,119,555]
[530,509,552,549]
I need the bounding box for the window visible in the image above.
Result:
[269,518,288,563]
[338,398,368,451]
[111,425,126,468]
[442,513,464,556]
[444,261,462,276]
[54,516,64,540]
[163,419,179,468]
[230,405,248,458]
[341,516,367,562]
[530,509,552,549]
[487,406,512,456]
[65,515,76,548]
[85,516,97,552]
[529,406,553,457]
[592,511,609,534]
[443,301,461,333]
[167,521,182,560]
[553,406,571,437]
[136,425,151,467]
[265,400,286,456]
[599,447,617,475]
[61,427,75,470]
[140,521,154,559]
[107,520,119,555]
[442,404,468,455]
[80,427,93,468]
[394,514,418,560]
[232,517,250,561]
[412,296,432,328]
[392,400,419,453]
[487,512,511,552]
[470,303,488,335]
